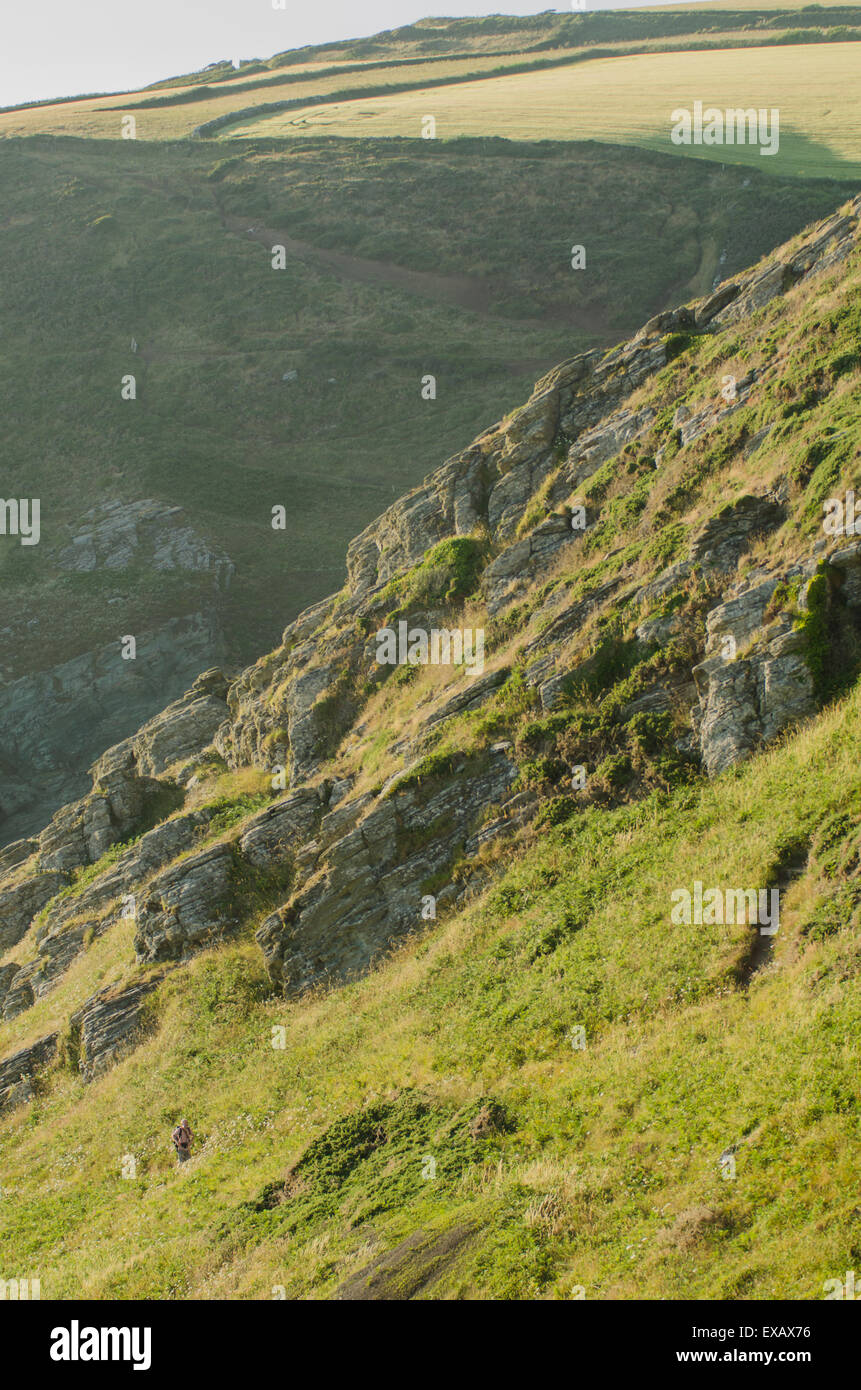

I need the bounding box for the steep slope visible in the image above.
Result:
[1,192,860,1299]
[3,135,849,846]
[3,5,860,848]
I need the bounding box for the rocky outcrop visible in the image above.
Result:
[0,618,227,849]
[0,839,37,875]
[0,963,21,1016]
[0,975,164,1110]
[344,340,666,602]
[53,499,234,587]
[0,495,233,850]
[36,668,228,875]
[0,805,222,1020]
[0,672,230,1019]
[713,205,860,327]
[0,871,68,953]
[0,1033,58,1113]
[256,748,517,995]
[1,190,860,1105]
[690,495,785,571]
[209,195,861,785]
[133,843,240,964]
[214,597,345,787]
[72,975,164,1082]
[238,787,324,868]
[828,540,861,608]
[691,566,822,775]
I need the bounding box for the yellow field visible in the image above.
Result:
[0,51,577,142]
[226,42,861,179]
[3,31,856,165]
[648,0,855,8]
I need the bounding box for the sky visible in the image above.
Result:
[0,0,678,109]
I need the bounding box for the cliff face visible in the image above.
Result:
[1,193,860,1102]
[0,501,231,845]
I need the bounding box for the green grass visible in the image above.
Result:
[3,207,861,1291]
[1,201,861,1301]
[238,42,861,180]
[2,679,860,1298]
[6,10,860,143]
[2,8,861,1301]
[1,134,848,683]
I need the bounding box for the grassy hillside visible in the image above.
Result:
[1,11,860,1300]
[2,652,859,1299]
[2,9,859,148]
[1,5,859,846]
[2,135,849,679]
[1,188,860,1299]
[231,42,861,180]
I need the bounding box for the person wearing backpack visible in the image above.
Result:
[172,1118,193,1164]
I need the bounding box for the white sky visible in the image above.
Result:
[0,1,685,108]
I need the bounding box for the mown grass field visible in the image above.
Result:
[650,0,855,9]
[232,41,861,180]
[2,8,859,149]
[0,52,563,142]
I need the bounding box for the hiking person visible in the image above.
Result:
[172,1118,193,1164]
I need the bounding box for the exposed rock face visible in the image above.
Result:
[712,205,859,327]
[0,806,222,1021]
[828,540,861,608]
[0,617,226,848]
[0,963,21,1015]
[380,667,514,764]
[0,1033,58,1113]
[133,843,240,964]
[72,976,163,1082]
[0,976,164,1109]
[53,499,234,587]
[1,965,39,1022]
[0,872,68,953]
[344,340,665,603]
[129,668,231,778]
[0,674,230,1018]
[690,495,785,571]
[36,668,229,875]
[214,598,342,788]
[1,192,859,1103]
[256,749,517,995]
[238,788,324,868]
[692,566,822,775]
[213,195,860,785]
[0,840,37,875]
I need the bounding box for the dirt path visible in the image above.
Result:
[221,212,618,337]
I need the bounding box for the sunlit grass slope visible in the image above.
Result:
[235,42,861,180]
[2,9,859,148]
[1,683,859,1299]
[2,191,861,1303]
